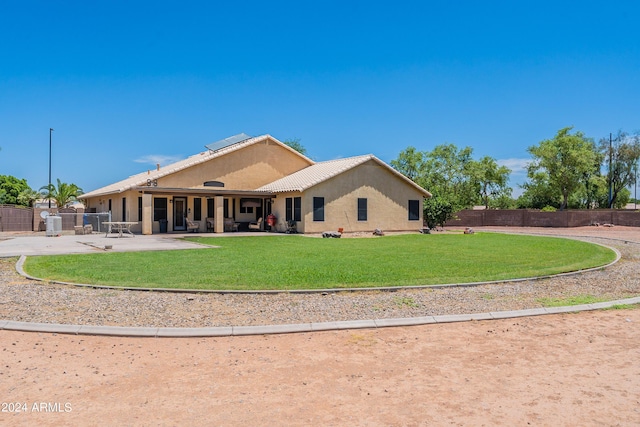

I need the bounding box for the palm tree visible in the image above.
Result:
[17,188,44,207]
[40,179,83,208]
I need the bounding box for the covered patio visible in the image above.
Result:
[136,187,276,235]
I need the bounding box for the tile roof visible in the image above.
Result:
[80,134,312,198]
[79,134,430,199]
[257,155,431,196]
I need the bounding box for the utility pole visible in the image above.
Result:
[49,128,54,208]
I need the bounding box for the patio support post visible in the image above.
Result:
[141,193,153,235]
[214,196,224,233]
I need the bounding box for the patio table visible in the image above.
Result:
[103,221,138,238]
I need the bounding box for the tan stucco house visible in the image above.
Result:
[79,134,431,234]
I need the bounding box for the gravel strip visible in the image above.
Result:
[1,233,640,328]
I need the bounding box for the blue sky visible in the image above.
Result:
[1,1,639,196]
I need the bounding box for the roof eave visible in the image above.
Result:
[79,189,125,199]
[133,187,277,197]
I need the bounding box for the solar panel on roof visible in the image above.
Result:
[205,133,252,152]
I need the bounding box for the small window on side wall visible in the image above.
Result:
[357,198,367,221]
[313,197,324,221]
[408,199,420,221]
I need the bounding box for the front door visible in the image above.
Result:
[173,197,187,231]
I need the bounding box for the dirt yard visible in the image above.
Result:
[0,309,638,426]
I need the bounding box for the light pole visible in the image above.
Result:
[608,132,613,208]
[49,128,54,208]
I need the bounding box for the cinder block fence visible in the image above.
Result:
[450,209,640,228]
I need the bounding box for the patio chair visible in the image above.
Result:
[248,217,263,231]
[224,218,239,232]
[185,217,199,233]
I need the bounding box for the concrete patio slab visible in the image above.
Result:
[0,233,213,258]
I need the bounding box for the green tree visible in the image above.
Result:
[422,144,477,210]
[0,175,31,205]
[40,179,83,208]
[600,131,640,208]
[423,196,454,229]
[580,149,607,209]
[516,171,560,209]
[390,146,426,183]
[569,173,608,209]
[489,193,516,209]
[471,156,512,208]
[614,187,632,208]
[392,144,512,225]
[526,127,599,210]
[283,138,307,156]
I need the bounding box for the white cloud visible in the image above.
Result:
[497,158,530,175]
[134,154,184,166]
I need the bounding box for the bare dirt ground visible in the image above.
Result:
[1,226,640,426]
[1,310,639,426]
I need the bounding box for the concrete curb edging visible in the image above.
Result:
[2,296,639,338]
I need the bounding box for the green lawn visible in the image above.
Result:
[23,233,617,291]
